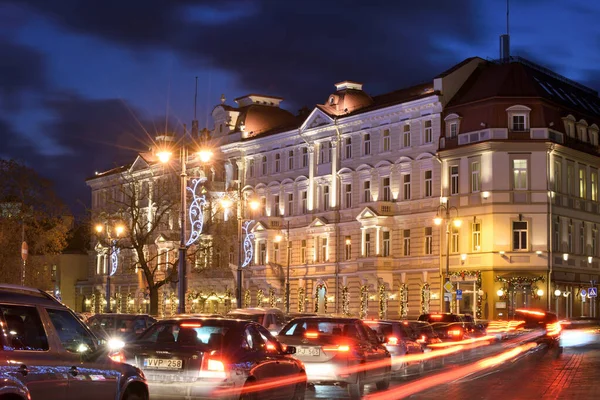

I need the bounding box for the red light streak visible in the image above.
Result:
[305,331,319,338]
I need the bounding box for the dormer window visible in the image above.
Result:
[450,123,457,138]
[329,96,335,105]
[506,105,531,132]
[444,113,462,139]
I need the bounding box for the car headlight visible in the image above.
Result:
[107,338,125,351]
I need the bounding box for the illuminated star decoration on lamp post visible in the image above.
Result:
[110,240,120,276]
[185,178,208,247]
[241,220,255,269]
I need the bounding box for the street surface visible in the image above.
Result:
[305,344,600,399]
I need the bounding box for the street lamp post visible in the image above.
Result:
[434,203,461,313]
[95,223,124,313]
[157,142,213,315]
[276,222,292,314]
[235,199,259,309]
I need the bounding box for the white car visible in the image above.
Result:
[227,307,287,335]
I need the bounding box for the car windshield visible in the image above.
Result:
[228,313,263,323]
[138,321,230,349]
[281,319,363,340]
[418,314,459,323]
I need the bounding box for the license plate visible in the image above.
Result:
[297,347,320,356]
[144,358,183,369]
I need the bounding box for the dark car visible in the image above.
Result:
[417,313,468,341]
[285,312,318,323]
[364,320,425,376]
[402,321,443,348]
[87,313,157,342]
[116,317,307,399]
[513,309,562,352]
[277,317,391,400]
[0,284,148,400]
[458,314,487,337]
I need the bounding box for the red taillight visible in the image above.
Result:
[323,344,351,352]
[200,356,227,379]
[387,336,399,346]
[448,328,462,337]
[305,331,319,339]
[546,322,561,337]
[266,343,277,351]
[109,351,124,363]
[181,323,202,328]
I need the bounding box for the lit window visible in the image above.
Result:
[425,227,433,255]
[513,159,528,190]
[579,168,586,199]
[274,242,279,263]
[512,221,528,251]
[472,222,481,252]
[592,171,598,201]
[345,236,352,260]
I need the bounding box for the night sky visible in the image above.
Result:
[1,0,599,216]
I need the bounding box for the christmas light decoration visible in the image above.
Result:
[400,283,409,317]
[298,287,305,312]
[186,178,208,247]
[360,285,368,319]
[241,220,255,268]
[420,283,430,315]
[256,289,264,307]
[378,284,387,319]
[342,286,350,316]
[110,239,119,276]
[244,290,251,308]
[268,287,276,308]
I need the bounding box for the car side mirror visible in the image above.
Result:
[285,345,296,355]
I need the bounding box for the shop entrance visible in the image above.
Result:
[507,283,532,318]
[456,281,477,316]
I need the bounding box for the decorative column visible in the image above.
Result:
[330,139,339,208]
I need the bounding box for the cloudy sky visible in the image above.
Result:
[1,0,599,216]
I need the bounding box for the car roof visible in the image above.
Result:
[0,284,63,308]
[155,317,254,327]
[228,308,282,315]
[90,313,154,319]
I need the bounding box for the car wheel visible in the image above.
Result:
[239,380,258,400]
[292,381,306,400]
[376,367,391,391]
[123,385,148,400]
[347,372,364,400]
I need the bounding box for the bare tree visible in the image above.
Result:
[0,159,70,288]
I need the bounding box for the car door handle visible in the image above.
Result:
[18,365,28,376]
[69,366,78,377]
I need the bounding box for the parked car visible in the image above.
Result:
[116,317,306,399]
[285,312,318,322]
[0,284,148,400]
[227,307,287,335]
[277,316,391,400]
[417,313,469,341]
[364,320,425,376]
[87,313,157,343]
[402,321,443,348]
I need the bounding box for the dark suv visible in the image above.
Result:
[87,313,156,342]
[0,284,148,400]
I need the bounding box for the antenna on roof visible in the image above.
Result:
[499,0,510,62]
[192,76,199,138]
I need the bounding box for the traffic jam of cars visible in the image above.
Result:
[1,284,597,400]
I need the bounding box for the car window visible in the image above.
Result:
[133,319,146,332]
[241,326,264,351]
[273,312,286,326]
[280,319,359,338]
[228,313,263,323]
[255,325,282,352]
[46,308,97,353]
[138,322,229,348]
[0,304,49,351]
[363,323,380,345]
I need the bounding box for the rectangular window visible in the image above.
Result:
[363,134,371,155]
[274,153,280,172]
[450,165,459,195]
[273,195,280,217]
[403,174,411,200]
[259,242,266,265]
[580,223,585,254]
[383,129,390,151]
[328,142,332,162]
[568,222,573,253]
[513,159,528,190]
[345,184,352,208]
[567,165,574,195]
[450,122,457,138]
[592,171,598,201]
[382,177,391,202]
[554,160,562,192]
[260,197,267,216]
[579,168,586,199]
[425,227,433,255]
[365,233,371,257]
[451,227,459,253]
[424,120,433,144]
[248,160,255,178]
[345,236,352,260]
[274,242,280,263]
[424,170,433,197]
[288,150,294,170]
[512,221,528,251]
[302,147,308,168]
[512,115,526,131]
[403,124,411,147]
[262,156,268,175]
[321,237,328,261]
[553,218,560,252]
[363,180,371,203]
[319,143,325,164]
[301,191,307,214]
[301,240,306,263]
[472,222,481,251]
[471,161,480,193]
[403,229,411,256]
[345,137,352,159]
[383,231,391,257]
[287,193,293,216]
[323,186,330,211]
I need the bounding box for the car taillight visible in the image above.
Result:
[109,351,125,363]
[387,336,399,345]
[323,344,351,352]
[448,328,462,337]
[546,322,561,337]
[266,343,277,351]
[305,331,319,339]
[417,335,427,344]
[200,356,227,379]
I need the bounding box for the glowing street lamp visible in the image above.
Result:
[249,199,260,211]
[94,222,125,312]
[156,150,172,164]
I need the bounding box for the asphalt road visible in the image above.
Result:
[305,343,600,399]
